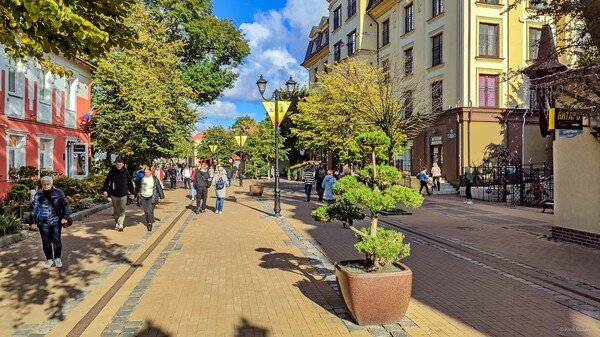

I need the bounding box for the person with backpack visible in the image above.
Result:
[316,166,326,202]
[136,165,165,231]
[193,162,212,214]
[214,166,229,214]
[29,176,72,268]
[102,158,136,231]
[417,168,431,196]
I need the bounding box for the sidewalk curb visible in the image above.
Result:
[0,230,29,248]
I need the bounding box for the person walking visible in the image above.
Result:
[417,168,431,195]
[182,164,192,189]
[193,162,212,214]
[303,166,315,202]
[190,165,197,201]
[225,166,234,187]
[431,163,442,192]
[102,158,135,231]
[136,165,165,231]
[213,167,229,214]
[464,166,474,205]
[167,165,177,189]
[29,176,71,268]
[322,170,337,203]
[316,166,326,202]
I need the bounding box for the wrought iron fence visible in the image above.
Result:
[461,161,553,207]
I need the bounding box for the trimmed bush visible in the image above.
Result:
[0,214,21,237]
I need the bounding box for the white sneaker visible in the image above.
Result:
[115,223,119,230]
[466,201,473,205]
[55,258,63,268]
[44,259,54,268]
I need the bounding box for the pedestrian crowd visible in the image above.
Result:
[27,155,477,269]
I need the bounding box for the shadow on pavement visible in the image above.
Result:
[256,248,340,318]
[234,317,270,337]
[135,320,171,337]
[0,208,136,330]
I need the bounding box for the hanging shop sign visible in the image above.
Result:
[549,108,582,130]
[447,129,456,140]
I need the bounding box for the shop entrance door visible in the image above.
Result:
[431,145,443,169]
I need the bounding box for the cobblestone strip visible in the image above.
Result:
[100,212,195,337]
[9,212,178,337]
[256,198,415,337]
[404,235,600,321]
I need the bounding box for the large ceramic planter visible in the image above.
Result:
[335,260,412,325]
[249,185,264,196]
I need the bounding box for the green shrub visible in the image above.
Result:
[15,178,38,190]
[53,176,101,199]
[93,194,109,204]
[354,227,410,266]
[0,214,22,237]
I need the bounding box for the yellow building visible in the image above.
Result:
[303,0,560,185]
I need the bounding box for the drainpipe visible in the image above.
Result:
[522,108,529,165]
[366,12,380,66]
[457,110,462,180]
[467,0,472,167]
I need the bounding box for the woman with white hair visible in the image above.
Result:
[213,166,228,214]
[29,176,72,268]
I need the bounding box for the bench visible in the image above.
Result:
[542,200,554,213]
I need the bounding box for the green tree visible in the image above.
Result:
[147,0,250,105]
[195,126,237,165]
[231,116,258,131]
[91,3,198,166]
[1,0,137,72]
[296,58,438,164]
[245,119,289,179]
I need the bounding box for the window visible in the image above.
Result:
[7,134,26,177]
[8,66,17,94]
[38,69,52,103]
[529,28,542,60]
[334,41,342,62]
[381,59,390,83]
[404,90,414,118]
[314,67,319,83]
[404,48,413,75]
[432,0,444,17]
[479,23,499,57]
[480,0,499,3]
[382,20,390,46]
[404,4,414,33]
[479,75,498,107]
[347,0,357,18]
[431,81,443,113]
[65,78,77,128]
[432,34,443,66]
[528,0,546,9]
[333,6,342,30]
[39,138,54,170]
[347,30,356,55]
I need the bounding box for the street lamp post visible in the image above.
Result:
[235,128,249,187]
[256,74,297,217]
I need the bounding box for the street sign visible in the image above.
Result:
[558,129,583,138]
[430,136,442,145]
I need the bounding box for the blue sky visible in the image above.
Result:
[195,0,329,133]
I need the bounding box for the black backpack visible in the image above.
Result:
[215,178,225,190]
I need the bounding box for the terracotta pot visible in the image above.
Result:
[335,260,412,325]
[249,185,264,196]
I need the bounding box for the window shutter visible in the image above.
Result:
[488,76,497,107]
[479,75,486,107]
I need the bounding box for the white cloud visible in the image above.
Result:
[222,0,328,102]
[196,100,239,120]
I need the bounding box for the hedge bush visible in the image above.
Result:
[0,214,21,237]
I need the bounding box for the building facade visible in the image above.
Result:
[0,50,94,193]
[303,0,562,185]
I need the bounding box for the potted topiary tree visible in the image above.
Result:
[312,131,424,325]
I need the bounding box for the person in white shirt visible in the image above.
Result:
[431,163,442,192]
[182,164,192,189]
[136,165,164,231]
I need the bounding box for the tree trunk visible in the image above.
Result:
[370,215,378,237]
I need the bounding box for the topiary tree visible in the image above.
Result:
[312,131,424,271]
[8,183,31,220]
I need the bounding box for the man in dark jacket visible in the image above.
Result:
[193,162,212,214]
[103,158,135,231]
[225,167,234,187]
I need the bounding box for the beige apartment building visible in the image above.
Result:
[303,0,558,185]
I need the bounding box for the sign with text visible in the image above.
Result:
[430,136,443,145]
[263,101,291,126]
[558,129,583,138]
[549,108,582,130]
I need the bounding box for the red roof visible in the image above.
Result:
[192,132,206,141]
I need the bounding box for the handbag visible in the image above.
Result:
[41,193,73,228]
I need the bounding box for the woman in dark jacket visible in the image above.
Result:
[29,176,71,268]
[136,165,165,231]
